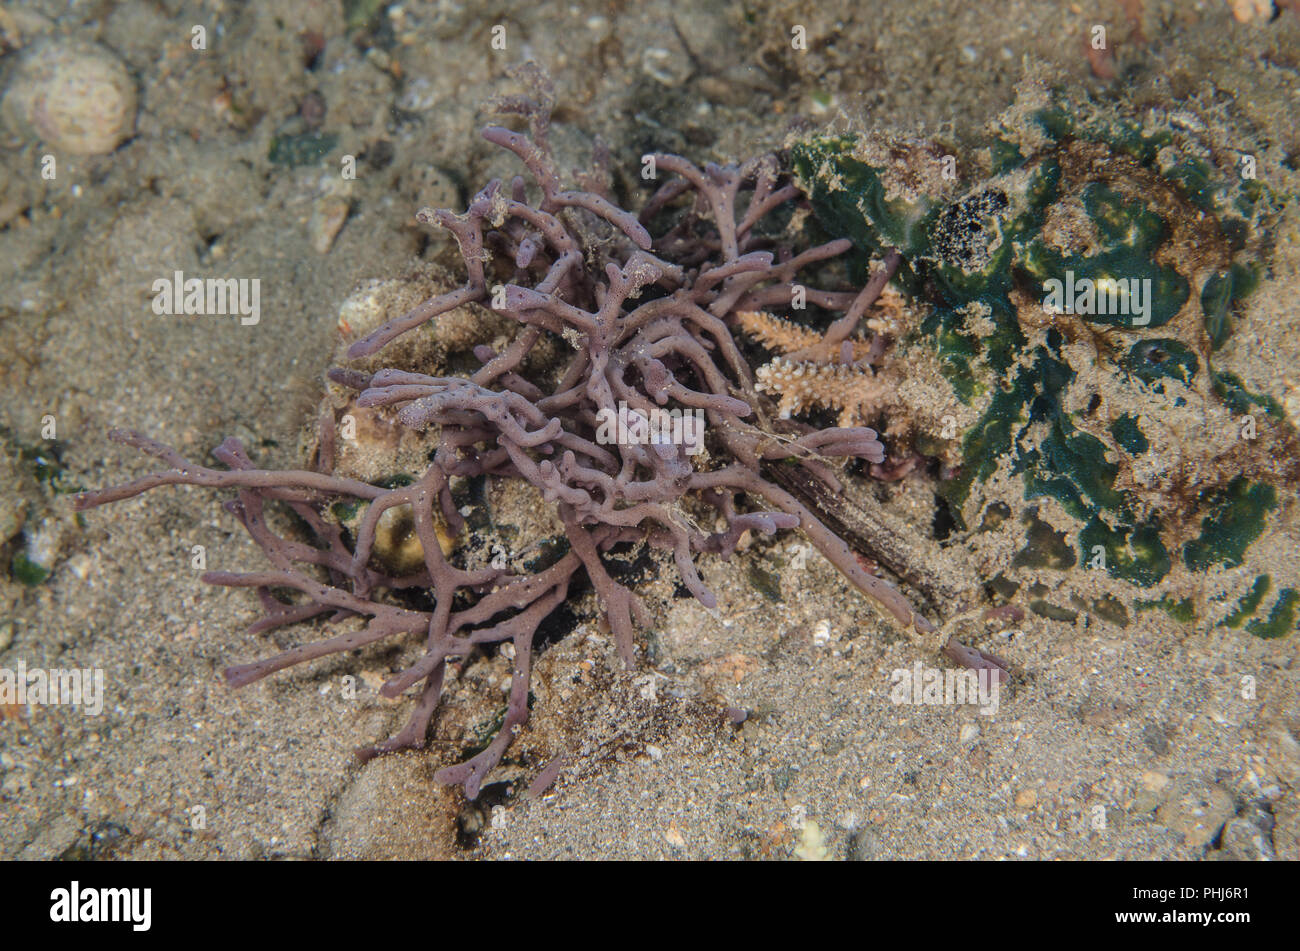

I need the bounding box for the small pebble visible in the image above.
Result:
[310,194,350,254]
[641,46,690,87]
[794,819,830,861]
[1155,781,1235,847]
[847,825,883,860]
[1139,769,1170,793]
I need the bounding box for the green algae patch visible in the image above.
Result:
[746,561,784,603]
[1213,370,1285,420]
[269,130,339,167]
[1136,597,1197,624]
[1224,575,1271,629]
[1079,515,1171,587]
[1121,340,1198,389]
[10,550,50,586]
[1182,478,1276,572]
[1202,263,1260,351]
[1246,589,1299,639]
[1109,414,1148,454]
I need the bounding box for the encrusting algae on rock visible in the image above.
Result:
[787,78,1300,637]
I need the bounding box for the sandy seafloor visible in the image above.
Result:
[0,0,1298,860]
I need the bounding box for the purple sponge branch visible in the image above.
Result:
[75,88,937,797]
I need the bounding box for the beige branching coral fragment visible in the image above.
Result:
[754,357,890,428]
[737,286,919,434]
[735,308,875,364]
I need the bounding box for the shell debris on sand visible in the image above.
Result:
[1,39,136,155]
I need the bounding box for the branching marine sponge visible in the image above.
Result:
[75,86,938,798]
